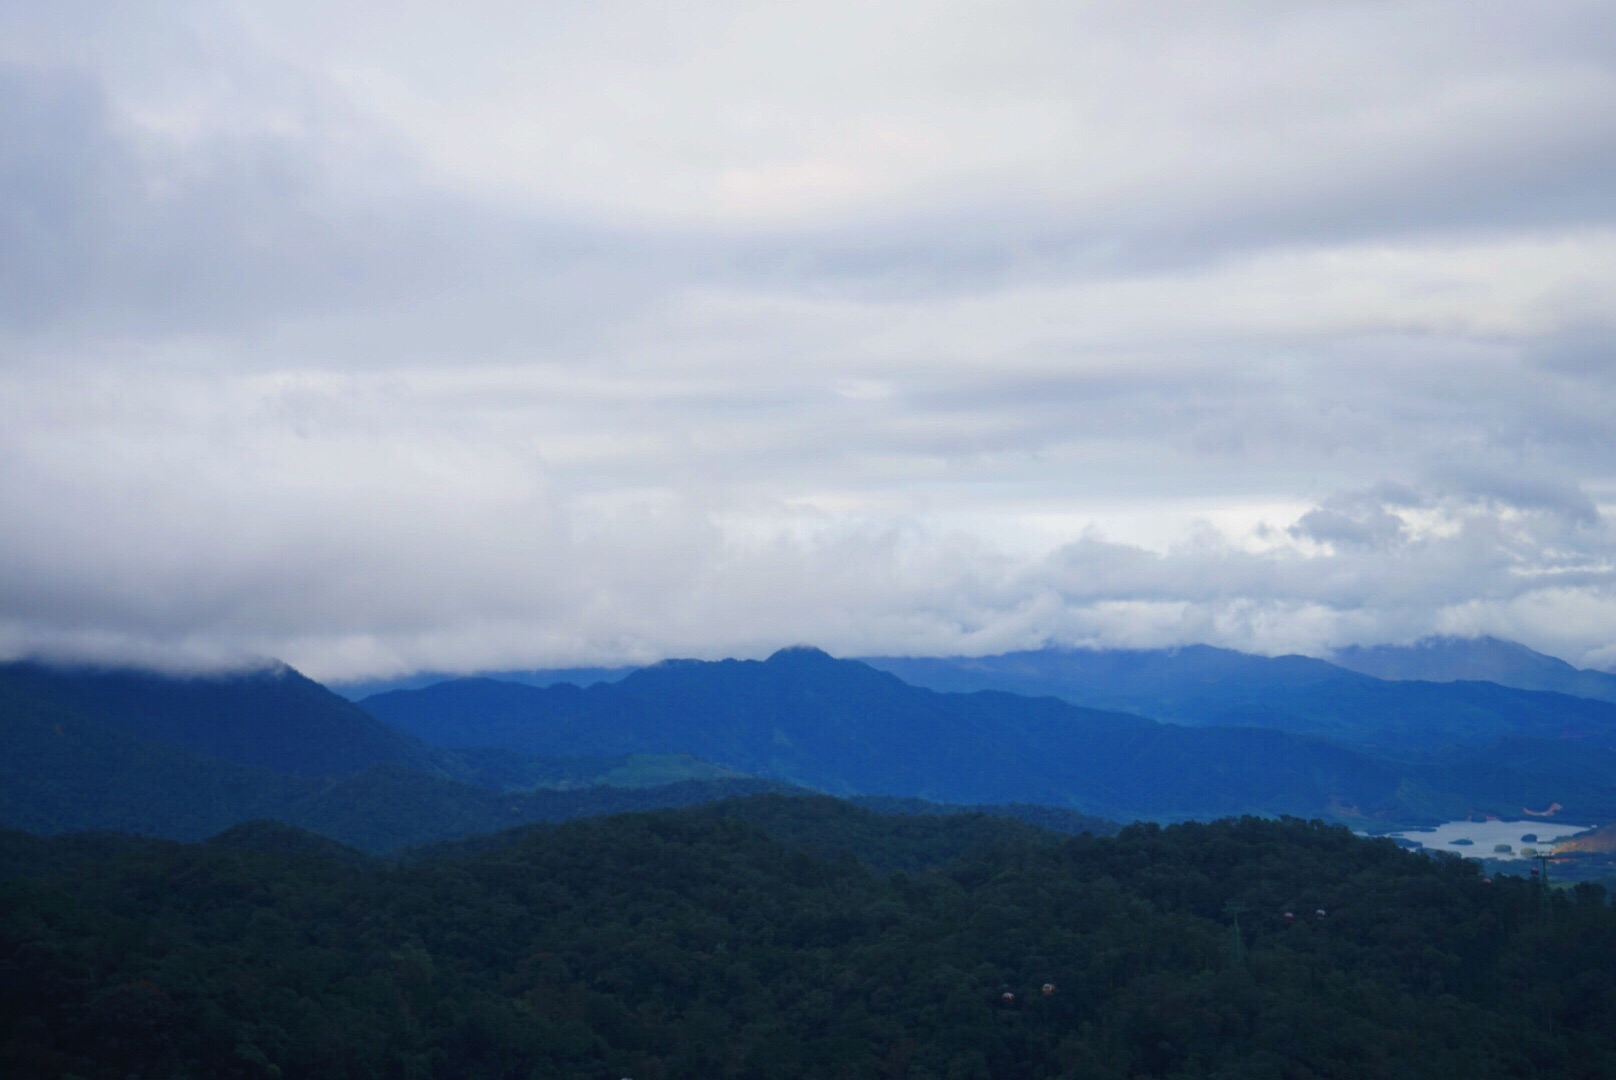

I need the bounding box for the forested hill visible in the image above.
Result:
[0,659,439,778]
[5,800,1615,1079]
[0,666,796,848]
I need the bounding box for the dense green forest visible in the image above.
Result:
[4,797,1614,1079]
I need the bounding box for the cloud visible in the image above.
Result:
[1291,499,1407,551]
[3,356,1613,677]
[214,2,1616,234]
[0,59,423,340]
[3,1,1616,677]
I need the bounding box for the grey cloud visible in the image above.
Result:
[1291,471,1604,553]
[3,421,1616,678]
[0,60,412,336]
[1034,489,1616,637]
[786,138,1616,299]
[0,65,129,331]
[1528,328,1616,379]
[0,60,697,359]
[1290,501,1407,551]
[689,6,1616,298]
[12,1,1609,343]
[1426,465,1602,528]
[4,2,1616,677]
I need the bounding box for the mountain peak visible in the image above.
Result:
[765,645,836,665]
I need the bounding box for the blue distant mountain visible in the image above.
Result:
[0,656,1130,848]
[328,666,637,701]
[0,660,792,850]
[362,646,1616,823]
[12,640,1616,845]
[1328,636,1616,704]
[860,645,1616,754]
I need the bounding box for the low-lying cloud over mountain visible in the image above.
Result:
[4,2,1616,679]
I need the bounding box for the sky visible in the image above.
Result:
[3,1,1616,681]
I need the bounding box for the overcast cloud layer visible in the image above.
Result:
[4,1,1616,680]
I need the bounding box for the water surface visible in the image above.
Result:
[1389,819,1589,860]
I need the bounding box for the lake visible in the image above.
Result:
[1387,819,1590,860]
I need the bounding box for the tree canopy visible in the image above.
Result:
[4,798,1614,1078]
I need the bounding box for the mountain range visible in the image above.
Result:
[0,660,798,849]
[861,644,1616,753]
[6,636,1616,851]
[1328,635,1616,703]
[362,647,1414,820]
[0,655,1117,849]
[362,644,1616,824]
[333,634,1616,707]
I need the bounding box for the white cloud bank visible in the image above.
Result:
[2,1,1615,679]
